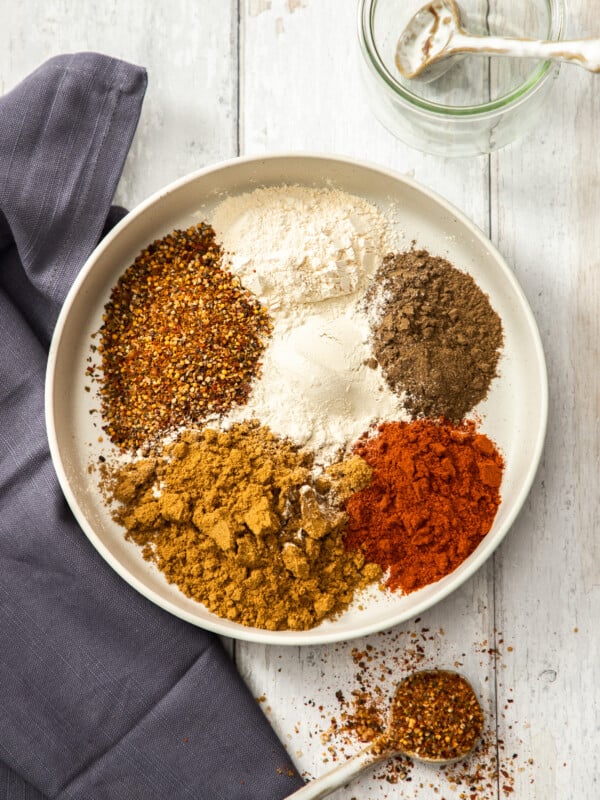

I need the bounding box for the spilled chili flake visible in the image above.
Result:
[87,223,272,451]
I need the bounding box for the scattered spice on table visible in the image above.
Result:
[101,421,381,630]
[378,670,484,762]
[344,418,504,594]
[87,223,272,451]
[292,628,528,798]
[366,249,504,421]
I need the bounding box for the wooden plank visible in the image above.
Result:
[237,2,501,797]
[491,1,600,796]
[0,0,239,208]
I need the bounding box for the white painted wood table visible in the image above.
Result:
[2,1,598,798]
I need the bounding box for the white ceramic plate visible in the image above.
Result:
[45,154,547,645]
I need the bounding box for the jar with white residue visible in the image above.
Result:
[358,0,565,157]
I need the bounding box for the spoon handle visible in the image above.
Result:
[450,32,600,73]
[285,745,381,799]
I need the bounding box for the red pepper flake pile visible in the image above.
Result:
[88,223,272,450]
[344,418,504,594]
[381,670,484,762]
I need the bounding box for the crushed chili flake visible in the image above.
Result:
[87,223,272,450]
[379,670,483,762]
[296,629,530,798]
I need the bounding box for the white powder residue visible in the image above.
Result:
[210,184,407,464]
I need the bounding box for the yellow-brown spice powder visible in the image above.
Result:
[101,421,381,631]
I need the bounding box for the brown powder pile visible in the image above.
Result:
[367,249,504,421]
[101,420,380,631]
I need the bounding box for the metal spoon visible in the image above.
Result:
[285,669,483,800]
[395,0,600,82]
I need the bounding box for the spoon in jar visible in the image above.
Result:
[395,0,600,83]
[285,669,483,800]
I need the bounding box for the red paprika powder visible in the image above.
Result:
[344,419,503,594]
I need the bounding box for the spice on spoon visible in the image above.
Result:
[88,222,273,452]
[377,669,484,762]
[312,632,520,795]
[284,669,484,799]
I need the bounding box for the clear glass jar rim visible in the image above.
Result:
[358,0,565,117]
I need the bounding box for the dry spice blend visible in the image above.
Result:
[88,223,272,451]
[102,421,381,630]
[367,249,504,421]
[305,628,527,797]
[380,670,484,762]
[89,206,509,628]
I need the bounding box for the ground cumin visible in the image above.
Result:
[102,420,380,631]
[367,249,504,421]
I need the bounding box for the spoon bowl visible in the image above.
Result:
[395,0,600,81]
[285,669,483,799]
[395,0,466,83]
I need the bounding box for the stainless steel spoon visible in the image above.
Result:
[284,669,483,800]
[395,0,600,82]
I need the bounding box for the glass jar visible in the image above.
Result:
[358,0,566,157]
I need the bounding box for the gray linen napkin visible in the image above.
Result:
[0,53,303,800]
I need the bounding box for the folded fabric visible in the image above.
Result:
[0,53,303,800]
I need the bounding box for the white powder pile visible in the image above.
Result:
[210,184,407,464]
[211,185,391,320]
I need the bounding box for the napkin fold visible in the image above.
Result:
[0,53,303,800]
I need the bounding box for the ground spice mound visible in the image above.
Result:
[88,223,272,450]
[380,670,484,762]
[102,421,381,631]
[367,249,504,420]
[344,419,503,594]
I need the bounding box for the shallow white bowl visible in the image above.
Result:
[45,153,548,645]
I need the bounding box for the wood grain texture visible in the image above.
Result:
[490,1,600,795]
[238,2,500,797]
[1,0,598,796]
[0,0,239,206]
